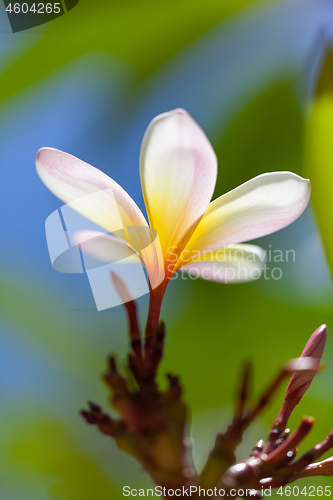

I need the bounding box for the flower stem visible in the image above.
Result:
[144,282,167,377]
[145,282,166,338]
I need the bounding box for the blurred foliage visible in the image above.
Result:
[0,277,111,377]
[0,0,270,102]
[305,46,333,277]
[3,416,120,500]
[161,278,332,418]
[214,80,303,195]
[1,0,333,499]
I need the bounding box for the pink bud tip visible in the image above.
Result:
[110,271,135,304]
[300,324,327,358]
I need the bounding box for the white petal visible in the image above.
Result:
[180,244,266,283]
[182,172,311,256]
[74,230,140,264]
[140,109,217,263]
[36,148,148,251]
[74,230,165,290]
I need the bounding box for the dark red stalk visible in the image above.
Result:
[145,282,167,338]
[265,416,314,465]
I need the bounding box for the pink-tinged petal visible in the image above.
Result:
[36,148,148,251]
[74,230,140,264]
[74,230,165,290]
[182,172,311,257]
[140,109,217,267]
[275,324,327,429]
[179,244,266,283]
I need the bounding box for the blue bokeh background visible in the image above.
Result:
[1,0,333,498]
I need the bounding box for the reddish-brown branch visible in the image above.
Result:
[282,430,333,475]
[145,283,166,338]
[266,416,314,465]
[124,299,144,372]
[81,319,333,496]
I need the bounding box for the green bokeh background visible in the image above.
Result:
[1,1,333,498]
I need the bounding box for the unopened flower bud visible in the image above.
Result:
[275,325,327,429]
[110,271,135,304]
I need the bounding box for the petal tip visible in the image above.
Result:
[36,146,57,161]
[151,107,191,124]
[36,147,62,174]
[36,147,46,165]
[315,324,327,338]
[172,107,189,115]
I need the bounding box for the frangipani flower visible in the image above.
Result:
[36,109,310,333]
